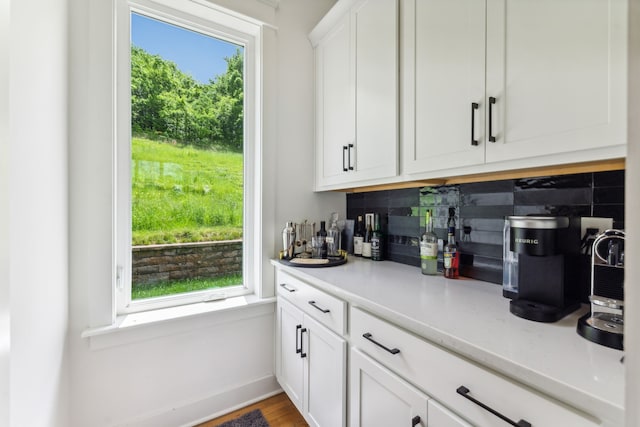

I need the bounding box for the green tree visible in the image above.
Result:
[131,45,244,150]
[210,49,244,151]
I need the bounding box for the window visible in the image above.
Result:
[115,0,262,314]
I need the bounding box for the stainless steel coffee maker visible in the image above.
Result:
[503,216,581,322]
[577,229,625,350]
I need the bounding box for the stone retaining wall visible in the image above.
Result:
[132,240,242,286]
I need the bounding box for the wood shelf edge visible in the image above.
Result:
[442,158,625,185]
[334,159,625,193]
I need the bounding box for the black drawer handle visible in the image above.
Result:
[411,415,421,426]
[362,333,400,355]
[456,386,531,427]
[280,283,296,292]
[471,102,479,146]
[300,327,307,358]
[342,145,349,172]
[488,97,497,142]
[296,324,302,354]
[308,300,330,313]
[348,143,354,170]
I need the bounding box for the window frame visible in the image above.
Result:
[115,0,262,315]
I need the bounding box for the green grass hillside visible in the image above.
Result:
[132,137,243,245]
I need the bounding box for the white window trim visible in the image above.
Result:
[114,0,263,314]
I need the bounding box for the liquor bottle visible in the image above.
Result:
[353,215,364,257]
[362,215,372,259]
[371,213,383,261]
[318,220,328,259]
[447,206,456,229]
[326,214,340,257]
[443,226,459,279]
[420,210,438,275]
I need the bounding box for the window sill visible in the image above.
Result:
[81,294,276,350]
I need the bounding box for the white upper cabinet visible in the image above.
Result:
[485,0,627,164]
[402,0,627,177]
[314,12,353,187]
[402,0,487,174]
[311,0,399,190]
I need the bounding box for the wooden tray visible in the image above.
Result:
[279,256,347,268]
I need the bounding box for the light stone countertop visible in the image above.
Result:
[271,257,624,426]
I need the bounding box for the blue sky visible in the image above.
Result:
[131,13,242,84]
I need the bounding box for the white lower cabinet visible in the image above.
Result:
[428,400,473,427]
[274,267,603,427]
[350,346,471,427]
[350,306,600,427]
[350,348,429,427]
[276,296,304,410]
[276,292,346,427]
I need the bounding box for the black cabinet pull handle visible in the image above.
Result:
[342,145,348,172]
[488,97,497,142]
[471,102,479,146]
[308,300,330,313]
[362,333,400,355]
[300,328,307,358]
[411,415,421,426]
[295,324,302,354]
[456,386,531,427]
[280,283,296,292]
[348,143,354,170]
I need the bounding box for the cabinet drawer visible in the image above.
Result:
[350,307,599,427]
[276,270,346,336]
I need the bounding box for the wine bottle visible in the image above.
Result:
[371,213,384,261]
[318,220,328,259]
[443,226,459,279]
[362,215,372,259]
[353,215,364,257]
[420,210,438,275]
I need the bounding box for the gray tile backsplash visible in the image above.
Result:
[347,171,625,285]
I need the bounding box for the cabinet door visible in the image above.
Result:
[428,400,472,427]
[350,348,428,427]
[315,12,354,187]
[304,315,347,427]
[275,298,305,413]
[485,0,627,164]
[351,0,399,182]
[403,0,486,174]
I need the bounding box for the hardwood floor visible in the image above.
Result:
[196,392,309,427]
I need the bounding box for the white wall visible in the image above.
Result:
[68,1,340,426]
[273,0,345,226]
[0,0,10,424]
[3,0,70,426]
[262,0,344,295]
[626,0,639,425]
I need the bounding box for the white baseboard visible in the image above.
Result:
[112,375,282,427]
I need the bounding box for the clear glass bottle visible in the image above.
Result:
[420,210,438,275]
[443,226,459,279]
[371,213,383,261]
[362,215,372,259]
[353,215,364,257]
[326,213,340,257]
[282,221,296,259]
